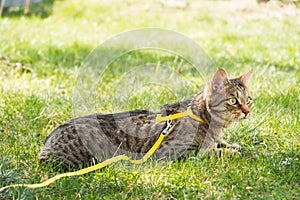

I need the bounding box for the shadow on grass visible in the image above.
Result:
[214,56,299,73]
[2,41,208,79]
[1,42,93,76]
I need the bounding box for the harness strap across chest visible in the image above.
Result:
[156,106,205,123]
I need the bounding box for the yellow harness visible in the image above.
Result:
[0,106,205,192]
[156,106,205,123]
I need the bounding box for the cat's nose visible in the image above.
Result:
[242,105,250,117]
[243,110,249,118]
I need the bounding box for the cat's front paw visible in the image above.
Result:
[213,147,241,157]
[225,148,241,156]
[217,141,241,150]
[230,143,241,150]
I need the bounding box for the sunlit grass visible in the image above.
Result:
[0,0,299,199]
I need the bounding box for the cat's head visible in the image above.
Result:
[205,68,253,123]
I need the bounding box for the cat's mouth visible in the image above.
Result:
[232,112,250,121]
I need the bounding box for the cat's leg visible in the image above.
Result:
[214,138,241,156]
[213,145,240,156]
[217,140,241,150]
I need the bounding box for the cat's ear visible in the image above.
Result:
[237,69,254,86]
[211,68,229,92]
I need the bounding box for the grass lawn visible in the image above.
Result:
[0,0,299,199]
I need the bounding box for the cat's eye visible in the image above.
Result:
[246,97,251,104]
[229,98,237,105]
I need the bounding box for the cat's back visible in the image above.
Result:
[38,102,192,168]
[38,110,160,168]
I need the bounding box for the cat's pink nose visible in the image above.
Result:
[242,105,250,117]
[243,109,249,116]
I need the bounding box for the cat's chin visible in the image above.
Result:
[230,116,245,122]
[234,118,245,122]
[234,116,248,121]
[231,113,250,121]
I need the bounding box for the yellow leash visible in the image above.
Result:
[0,107,204,192]
[0,134,165,192]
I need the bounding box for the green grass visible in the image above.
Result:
[0,0,299,199]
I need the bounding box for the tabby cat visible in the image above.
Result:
[39,68,253,168]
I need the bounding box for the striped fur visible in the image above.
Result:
[39,68,253,168]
